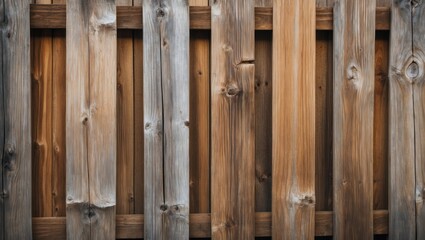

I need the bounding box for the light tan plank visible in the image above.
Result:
[1,0,32,239]
[333,0,376,238]
[66,0,117,238]
[143,0,190,238]
[210,0,256,238]
[272,0,316,239]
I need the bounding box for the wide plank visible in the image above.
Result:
[272,0,316,239]
[333,0,375,238]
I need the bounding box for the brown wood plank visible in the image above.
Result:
[315,31,333,211]
[31,19,53,218]
[51,28,66,217]
[1,0,32,239]
[389,1,417,239]
[143,0,190,238]
[272,0,316,239]
[373,31,390,210]
[333,0,376,238]
[32,211,390,238]
[29,5,391,30]
[66,0,117,239]
[117,0,135,215]
[413,1,425,239]
[210,0,255,238]
[189,31,210,214]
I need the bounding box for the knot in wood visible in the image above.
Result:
[0,191,8,199]
[184,121,190,127]
[411,0,422,8]
[160,204,168,211]
[156,7,167,19]
[407,61,419,79]
[225,86,241,98]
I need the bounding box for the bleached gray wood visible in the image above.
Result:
[66,0,117,239]
[333,0,375,238]
[143,0,190,239]
[0,0,32,239]
[389,1,417,239]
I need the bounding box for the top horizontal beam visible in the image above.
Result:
[30,4,390,30]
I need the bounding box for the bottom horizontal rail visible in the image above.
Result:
[32,211,388,238]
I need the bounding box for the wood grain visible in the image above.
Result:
[1,0,32,239]
[389,1,416,239]
[117,0,135,215]
[30,4,392,30]
[66,0,117,239]
[210,0,255,238]
[272,0,316,239]
[143,0,190,238]
[333,0,375,238]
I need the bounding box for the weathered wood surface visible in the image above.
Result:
[117,0,135,215]
[66,0,117,239]
[210,0,255,238]
[389,0,425,239]
[143,0,190,238]
[333,0,375,238]
[272,0,316,239]
[255,0,272,213]
[0,0,32,239]
[30,4,392,30]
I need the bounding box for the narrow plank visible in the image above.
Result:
[315,31,333,211]
[143,0,190,238]
[66,0,117,239]
[210,0,255,238]
[272,0,316,239]
[133,29,144,214]
[388,0,416,238]
[413,1,425,239]
[29,5,392,30]
[32,211,390,238]
[255,0,272,212]
[31,25,53,217]
[1,0,32,239]
[117,0,135,215]
[51,0,66,218]
[373,31,390,210]
[333,0,375,238]
[189,30,210,213]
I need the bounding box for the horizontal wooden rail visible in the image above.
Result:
[33,211,388,238]
[30,4,391,30]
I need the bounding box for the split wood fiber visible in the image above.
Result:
[210,0,256,238]
[333,0,376,238]
[272,0,316,239]
[0,0,32,239]
[66,0,117,239]
[389,0,425,239]
[143,0,190,238]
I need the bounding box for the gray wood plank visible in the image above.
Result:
[143,0,190,238]
[389,1,416,239]
[210,0,256,238]
[1,0,32,239]
[333,0,375,238]
[66,0,117,239]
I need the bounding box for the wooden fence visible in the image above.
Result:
[1,0,424,239]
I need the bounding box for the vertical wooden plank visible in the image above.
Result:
[210,0,255,238]
[254,0,272,213]
[333,0,375,238]
[31,0,53,218]
[1,0,32,239]
[132,0,144,215]
[272,0,316,239]
[413,2,425,239]
[389,0,416,239]
[189,0,210,215]
[373,32,389,210]
[117,0,135,215]
[143,0,190,238]
[52,0,66,218]
[66,0,117,239]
